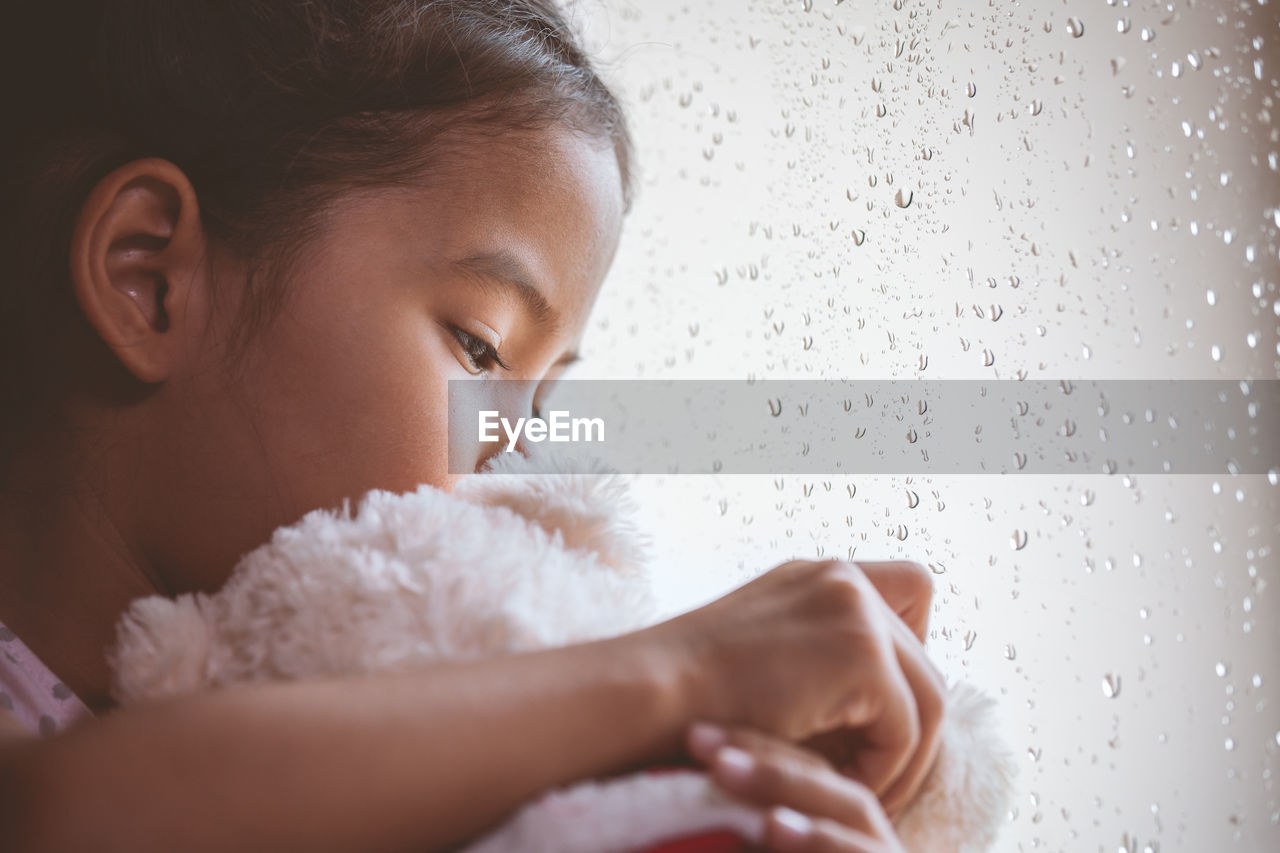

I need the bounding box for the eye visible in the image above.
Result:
[450,326,511,374]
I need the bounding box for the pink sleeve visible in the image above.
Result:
[0,620,95,737]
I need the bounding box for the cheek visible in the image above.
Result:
[243,292,460,506]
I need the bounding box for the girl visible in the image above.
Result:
[0,2,946,851]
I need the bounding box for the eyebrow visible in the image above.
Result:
[451,250,562,336]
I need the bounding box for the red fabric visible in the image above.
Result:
[629,764,756,853]
[641,830,750,853]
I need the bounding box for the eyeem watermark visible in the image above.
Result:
[479,410,605,452]
[451,379,1280,474]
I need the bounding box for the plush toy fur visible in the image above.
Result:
[107,446,1016,852]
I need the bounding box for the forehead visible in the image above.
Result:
[413,123,625,332]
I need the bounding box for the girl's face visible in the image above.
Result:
[150,124,625,593]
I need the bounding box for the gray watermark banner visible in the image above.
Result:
[447,379,1279,475]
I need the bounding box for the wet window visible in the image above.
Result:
[575,1,1278,849]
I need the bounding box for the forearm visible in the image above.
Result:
[2,629,691,853]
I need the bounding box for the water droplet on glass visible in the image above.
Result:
[894,188,913,208]
[1140,27,1155,42]
[1117,18,1130,34]
[1102,673,1121,698]
[1011,529,1028,550]
[1216,661,1229,677]
[966,81,977,97]
[1066,17,1085,38]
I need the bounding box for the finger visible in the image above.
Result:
[831,594,944,815]
[833,578,921,801]
[702,738,881,835]
[852,560,934,644]
[686,722,824,773]
[764,806,905,853]
[687,724,901,840]
[872,605,948,818]
[849,560,945,691]
[686,720,729,764]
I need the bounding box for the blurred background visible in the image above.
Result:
[557,1,1278,850]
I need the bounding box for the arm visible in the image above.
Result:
[0,629,689,853]
[1,558,944,853]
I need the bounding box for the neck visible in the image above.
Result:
[0,432,166,713]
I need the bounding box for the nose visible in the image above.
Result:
[453,377,539,475]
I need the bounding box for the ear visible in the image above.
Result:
[69,158,207,384]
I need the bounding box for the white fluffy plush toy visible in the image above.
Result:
[107,446,1016,853]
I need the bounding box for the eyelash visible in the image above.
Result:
[451,326,511,373]
[447,325,558,418]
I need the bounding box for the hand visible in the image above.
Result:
[637,559,946,817]
[685,721,906,853]
[799,560,946,817]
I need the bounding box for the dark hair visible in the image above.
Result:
[0,0,635,463]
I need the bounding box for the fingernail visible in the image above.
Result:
[714,745,756,785]
[771,806,813,848]
[688,721,726,757]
